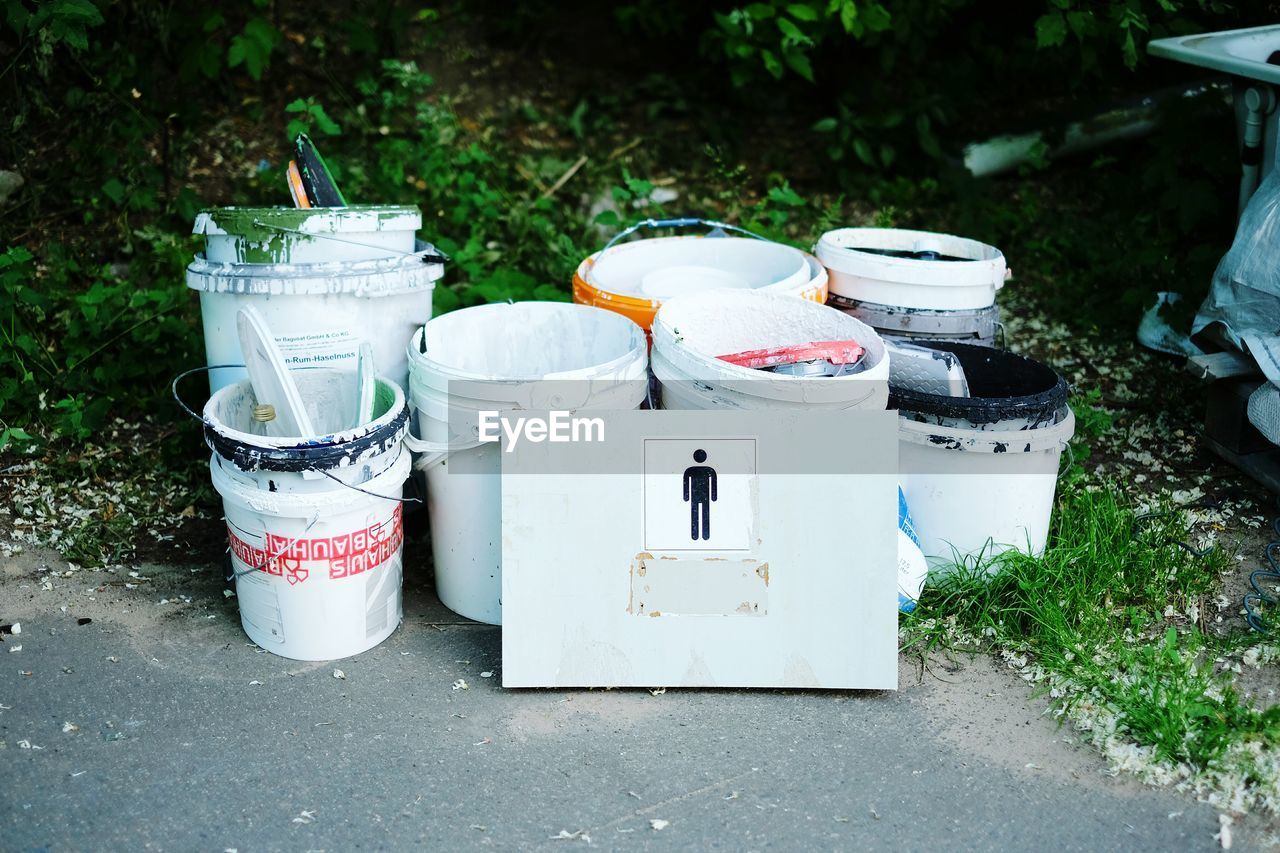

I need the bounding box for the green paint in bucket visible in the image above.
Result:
[193,205,422,264]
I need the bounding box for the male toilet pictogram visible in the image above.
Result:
[682,449,717,540]
[643,438,752,551]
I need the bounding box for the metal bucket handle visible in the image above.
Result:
[171,364,246,422]
[596,218,771,259]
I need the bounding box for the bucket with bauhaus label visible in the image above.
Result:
[203,368,411,660]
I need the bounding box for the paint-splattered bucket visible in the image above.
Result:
[187,208,443,394]
[405,302,649,625]
[816,227,1006,311]
[829,294,1002,348]
[204,369,411,660]
[193,205,422,264]
[650,289,889,410]
[573,218,827,333]
[892,342,1073,574]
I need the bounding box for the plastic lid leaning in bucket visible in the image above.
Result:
[193,205,422,264]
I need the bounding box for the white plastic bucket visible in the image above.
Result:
[650,289,889,410]
[899,409,1074,574]
[204,370,411,660]
[816,227,1006,311]
[891,342,1073,573]
[193,206,422,264]
[187,247,442,394]
[406,302,649,625]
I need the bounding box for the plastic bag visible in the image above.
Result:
[1193,169,1280,351]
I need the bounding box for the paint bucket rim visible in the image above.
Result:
[193,204,422,239]
[203,374,409,473]
[897,405,1074,454]
[816,226,1006,288]
[888,341,1067,425]
[185,245,444,295]
[410,301,648,385]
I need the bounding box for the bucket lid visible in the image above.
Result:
[193,205,421,242]
[888,341,1067,425]
[586,236,809,300]
[816,228,1006,289]
[237,306,316,437]
[185,244,444,295]
[354,343,377,428]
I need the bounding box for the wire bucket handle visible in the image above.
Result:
[172,364,246,422]
[597,217,772,257]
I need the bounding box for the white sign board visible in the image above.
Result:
[501,410,898,690]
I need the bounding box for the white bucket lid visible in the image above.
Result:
[816,228,1006,289]
[185,246,444,296]
[588,236,809,300]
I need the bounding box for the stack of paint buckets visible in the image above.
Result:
[812,226,1073,577]
[186,206,1073,660]
[189,205,442,660]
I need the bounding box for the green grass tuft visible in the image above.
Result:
[905,487,1280,776]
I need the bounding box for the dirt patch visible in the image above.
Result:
[0,544,238,666]
[911,650,1138,789]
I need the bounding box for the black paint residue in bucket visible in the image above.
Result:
[204,382,408,473]
[889,341,1067,425]
[849,248,970,262]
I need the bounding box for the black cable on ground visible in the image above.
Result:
[1244,510,1280,634]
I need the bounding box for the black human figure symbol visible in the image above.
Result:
[682,449,717,541]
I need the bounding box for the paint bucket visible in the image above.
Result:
[405,302,649,625]
[573,218,827,333]
[193,205,422,264]
[892,342,1074,573]
[829,294,1001,347]
[187,244,443,394]
[816,227,1006,311]
[204,369,411,660]
[650,290,889,410]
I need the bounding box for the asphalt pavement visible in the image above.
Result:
[0,551,1258,851]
